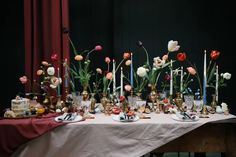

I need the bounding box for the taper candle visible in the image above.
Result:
[130,53,133,87]
[170,60,173,96]
[113,59,116,95]
[120,67,123,96]
[57,67,60,96]
[180,66,183,98]
[203,50,207,105]
[215,65,219,102]
[65,58,69,88]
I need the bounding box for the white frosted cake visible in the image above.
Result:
[11,98,30,116]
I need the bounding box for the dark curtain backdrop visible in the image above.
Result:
[24,0,70,98]
[69,0,236,114]
[0,1,24,115]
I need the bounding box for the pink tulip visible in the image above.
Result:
[94,45,102,51]
[106,72,113,80]
[187,67,197,75]
[19,76,28,84]
[105,57,111,64]
[125,85,132,92]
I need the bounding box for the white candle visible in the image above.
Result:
[120,67,123,96]
[113,59,116,95]
[215,65,219,102]
[203,50,207,105]
[130,53,133,87]
[180,66,183,97]
[57,67,60,96]
[170,60,173,95]
[65,58,68,88]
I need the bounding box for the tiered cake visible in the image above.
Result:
[11,98,30,117]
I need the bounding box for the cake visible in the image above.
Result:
[11,97,30,117]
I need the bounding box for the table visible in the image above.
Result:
[151,118,236,157]
[11,113,235,157]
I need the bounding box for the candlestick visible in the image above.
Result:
[215,65,219,103]
[180,66,183,98]
[170,60,173,104]
[203,50,207,105]
[113,59,116,95]
[120,67,123,96]
[65,58,69,88]
[130,53,133,87]
[57,67,60,96]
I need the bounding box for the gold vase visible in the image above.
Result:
[89,93,96,114]
[149,84,158,112]
[82,85,89,101]
[210,94,217,113]
[174,92,183,111]
[101,92,108,112]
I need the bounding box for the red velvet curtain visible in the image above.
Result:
[24,0,70,98]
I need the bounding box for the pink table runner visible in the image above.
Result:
[0,113,65,157]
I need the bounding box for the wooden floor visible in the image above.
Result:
[143,152,222,157]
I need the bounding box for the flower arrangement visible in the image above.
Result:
[135,40,179,92]
[19,60,62,99]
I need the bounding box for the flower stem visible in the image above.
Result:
[142,46,150,67]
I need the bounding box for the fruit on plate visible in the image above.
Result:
[112,106,121,114]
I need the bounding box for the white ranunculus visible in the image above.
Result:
[137,67,147,77]
[223,72,231,80]
[168,40,180,52]
[47,67,55,76]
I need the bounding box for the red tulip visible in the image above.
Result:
[119,95,126,102]
[94,45,102,51]
[51,53,59,62]
[177,52,186,61]
[123,52,130,59]
[210,50,220,60]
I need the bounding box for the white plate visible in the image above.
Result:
[171,114,199,122]
[55,114,83,123]
[112,115,139,122]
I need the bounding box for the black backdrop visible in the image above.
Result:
[0,0,235,115]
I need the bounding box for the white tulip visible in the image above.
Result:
[223,72,231,80]
[168,40,180,52]
[221,102,228,111]
[137,67,147,77]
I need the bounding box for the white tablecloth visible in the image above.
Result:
[12,113,235,157]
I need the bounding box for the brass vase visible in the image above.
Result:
[174,92,183,111]
[149,84,158,112]
[101,92,108,112]
[89,93,96,114]
[82,85,89,101]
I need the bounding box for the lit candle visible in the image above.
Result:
[65,58,68,88]
[215,65,219,102]
[170,60,173,103]
[203,50,207,105]
[130,53,134,87]
[120,67,123,96]
[113,59,116,95]
[57,67,60,96]
[180,66,183,98]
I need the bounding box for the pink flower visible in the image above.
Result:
[162,54,168,61]
[41,61,49,66]
[187,67,197,75]
[119,95,126,102]
[37,69,44,76]
[125,85,132,92]
[105,57,111,64]
[19,76,28,84]
[74,55,83,61]
[106,72,113,80]
[125,60,132,66]
[94,45,102,51]
[164,73,170,81]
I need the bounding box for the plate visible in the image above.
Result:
[171,114,199,122]
[54,114,83,123]
[112,115,139,122]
